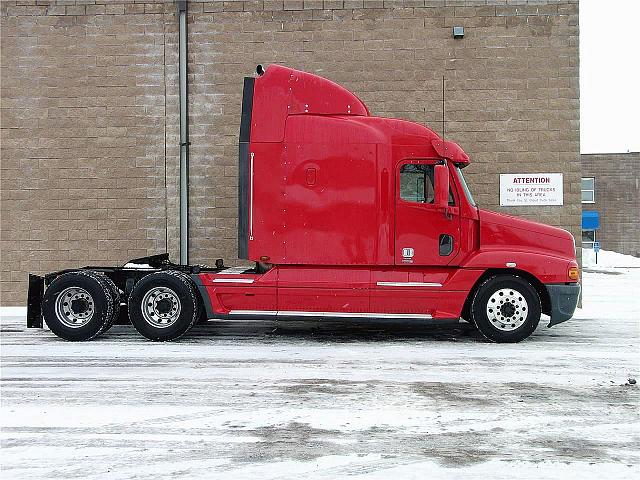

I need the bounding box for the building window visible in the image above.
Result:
[581,177,595,203]
[582,229,596,248]
[400,164,434,203]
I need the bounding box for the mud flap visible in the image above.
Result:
[27,274,44,328]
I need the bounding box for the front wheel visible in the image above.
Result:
[470,275,541,343]
[128,271,200,341]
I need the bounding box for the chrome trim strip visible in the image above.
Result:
[228,310,432,319]
[211,278,255,284]
[229,310,277,315]
[376,281,442,287]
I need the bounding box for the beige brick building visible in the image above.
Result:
[1,0,580,305]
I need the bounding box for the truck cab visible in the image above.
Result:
[28,65,580,343]
[201,65,580,342]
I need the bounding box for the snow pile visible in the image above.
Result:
[582,248,640,270]
[0,306,26,318]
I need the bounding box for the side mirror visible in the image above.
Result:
[434,163,449,211]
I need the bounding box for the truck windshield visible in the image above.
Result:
[455,166,476,207]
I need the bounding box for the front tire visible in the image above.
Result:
[128,271,200,341]
[42,271,119,341]
[470,275,541,343]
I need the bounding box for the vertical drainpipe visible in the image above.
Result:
[177,0,189,265]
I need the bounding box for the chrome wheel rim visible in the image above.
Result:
[486,288,528,331]
[55,287,95,328]
[141,286,181,328]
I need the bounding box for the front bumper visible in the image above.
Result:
[546,282,581,327]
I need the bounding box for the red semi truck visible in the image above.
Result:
[27,65,580,343]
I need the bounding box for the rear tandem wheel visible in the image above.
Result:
[41,271,120,341]
[127,271,201,341]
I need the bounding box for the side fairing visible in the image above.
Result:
[248,133,379,265]
[199,265,484,320]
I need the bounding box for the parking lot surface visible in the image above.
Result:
[1,268,638,479]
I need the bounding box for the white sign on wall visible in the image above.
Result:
[499,173,564,206]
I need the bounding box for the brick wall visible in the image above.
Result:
[0,0,580,305]
[582,152,640,257]
[1,0,180,304]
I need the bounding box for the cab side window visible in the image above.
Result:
[400,164,434,203]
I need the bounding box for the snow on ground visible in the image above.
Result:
[582,248,640,271]
[1,258,639,479]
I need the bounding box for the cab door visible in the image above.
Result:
[394,159,460,266]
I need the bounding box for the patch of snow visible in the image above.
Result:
[122,262,155,269]
[582,248,640,269]
[1,253,639,479]
[0,306,26,318]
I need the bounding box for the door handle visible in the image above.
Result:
[439,234,454,256]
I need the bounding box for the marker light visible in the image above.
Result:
[568,267,580,281]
